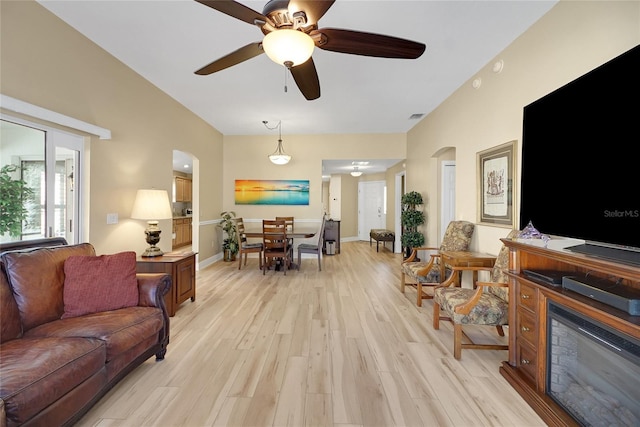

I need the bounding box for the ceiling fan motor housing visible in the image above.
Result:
[262,0,310,32]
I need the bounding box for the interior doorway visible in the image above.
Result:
[358,180,386,240]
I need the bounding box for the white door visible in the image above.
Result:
[358,181,386,240]
[441,161,455,241]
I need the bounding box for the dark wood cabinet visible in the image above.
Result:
[500,239,640,427]
[137,252,196,317]
[323,220,340,254]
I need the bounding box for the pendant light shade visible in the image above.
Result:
[350,167,363,177]
[265,120,291,165]
[262,29,315,68]
[269,139,291,165]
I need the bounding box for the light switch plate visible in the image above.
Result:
[106,213,118,224]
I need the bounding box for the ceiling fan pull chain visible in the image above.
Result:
[284,67,288,93]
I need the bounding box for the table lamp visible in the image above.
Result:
[131,189,173,257]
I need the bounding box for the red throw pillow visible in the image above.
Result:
[62,251,139,319]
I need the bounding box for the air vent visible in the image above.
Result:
[409,113,425,120]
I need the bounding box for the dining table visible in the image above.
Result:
[243,225,318,240]
[244,224,319,270]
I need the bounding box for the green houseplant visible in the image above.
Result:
[218,210,239,262]
[401,191,425,259]
[0,164,34,239]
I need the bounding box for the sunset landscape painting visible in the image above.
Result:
[235,179,310,205]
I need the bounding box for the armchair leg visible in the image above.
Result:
[454,324,463,360]
[496,325,505,337]
[416,282,423,307]
[400,273,406,293]
[433,303,440,329]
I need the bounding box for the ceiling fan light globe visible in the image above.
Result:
[263,29,314,67]
[350,171,363,177]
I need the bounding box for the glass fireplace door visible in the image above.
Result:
[547,302,640,426]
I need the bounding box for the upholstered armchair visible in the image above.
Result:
[432,229,519,359]
[400,220,475,306]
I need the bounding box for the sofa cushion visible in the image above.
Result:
[0,270,22,343]
[62,251,139,319]
[1,243,95,332]
[25,306,164,363]
[0,336,106,426]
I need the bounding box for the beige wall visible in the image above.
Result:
[0,0,223,261]
[222,133,406,239]
[2,1,638,263]
[407,0,640,256]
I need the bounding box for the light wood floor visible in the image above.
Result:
[77,241,545,427]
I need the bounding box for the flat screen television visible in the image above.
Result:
[519,44,640,265]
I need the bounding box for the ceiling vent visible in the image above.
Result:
[409,113,424,120]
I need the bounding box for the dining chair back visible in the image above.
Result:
[235,218,263,270]
[297,217,326,271]
[262,219,291,275]
[276,216,295,248]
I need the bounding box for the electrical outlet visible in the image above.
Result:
[106,213,118,224]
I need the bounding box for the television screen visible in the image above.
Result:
[519,45,640,256]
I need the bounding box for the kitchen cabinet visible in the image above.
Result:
[172,217,192,249]
[174,176,192,202]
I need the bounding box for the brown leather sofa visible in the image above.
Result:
[0,238,171,427]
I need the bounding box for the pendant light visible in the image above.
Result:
[264,120,291,165]
[350,167,363,177]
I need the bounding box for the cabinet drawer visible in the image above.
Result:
[517,308,537,346]
[518,282,538,312]
[516,340,538,384]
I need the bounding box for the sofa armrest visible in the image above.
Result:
[137,273,171,359]
[137,273,171,308]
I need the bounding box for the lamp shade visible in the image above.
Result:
[131,189,173,220]
[262,29,314,67]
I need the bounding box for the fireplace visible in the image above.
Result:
[547,302,640,426]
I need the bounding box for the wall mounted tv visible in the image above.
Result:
[519,44,640,265]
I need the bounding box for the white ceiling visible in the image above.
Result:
[37,0,557,175]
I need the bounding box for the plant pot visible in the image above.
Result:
[223,249,236,262]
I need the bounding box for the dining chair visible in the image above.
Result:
[262,219,291,275]
[400,220,475,306]
[276,216,295,250]
[235,217,263,270]
[297,217,326,271]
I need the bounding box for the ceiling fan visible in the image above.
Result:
[194,0,426,100]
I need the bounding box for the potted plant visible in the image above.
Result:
[0,164,34,240]
[218,210,238,262]
[401,191,425,259]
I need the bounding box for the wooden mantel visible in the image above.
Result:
[499,239,640,427]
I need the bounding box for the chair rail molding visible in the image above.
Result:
[0,94,111,140]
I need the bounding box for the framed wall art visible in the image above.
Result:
[235,179,309,205]
[477,140,516,227]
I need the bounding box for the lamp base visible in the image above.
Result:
[142,225,163,257]
[141,245,164,257]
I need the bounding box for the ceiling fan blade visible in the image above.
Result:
[312,28,426,59]
[290,58,320,100]
[195,0,268,26]
[288,0,335,27]
[195,42,263,75]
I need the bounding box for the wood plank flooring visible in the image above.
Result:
[77,241,545,426]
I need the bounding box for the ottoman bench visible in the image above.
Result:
[369,229,395,252]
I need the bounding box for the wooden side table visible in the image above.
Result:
[440,251,497,286]
[136,252,196,317]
